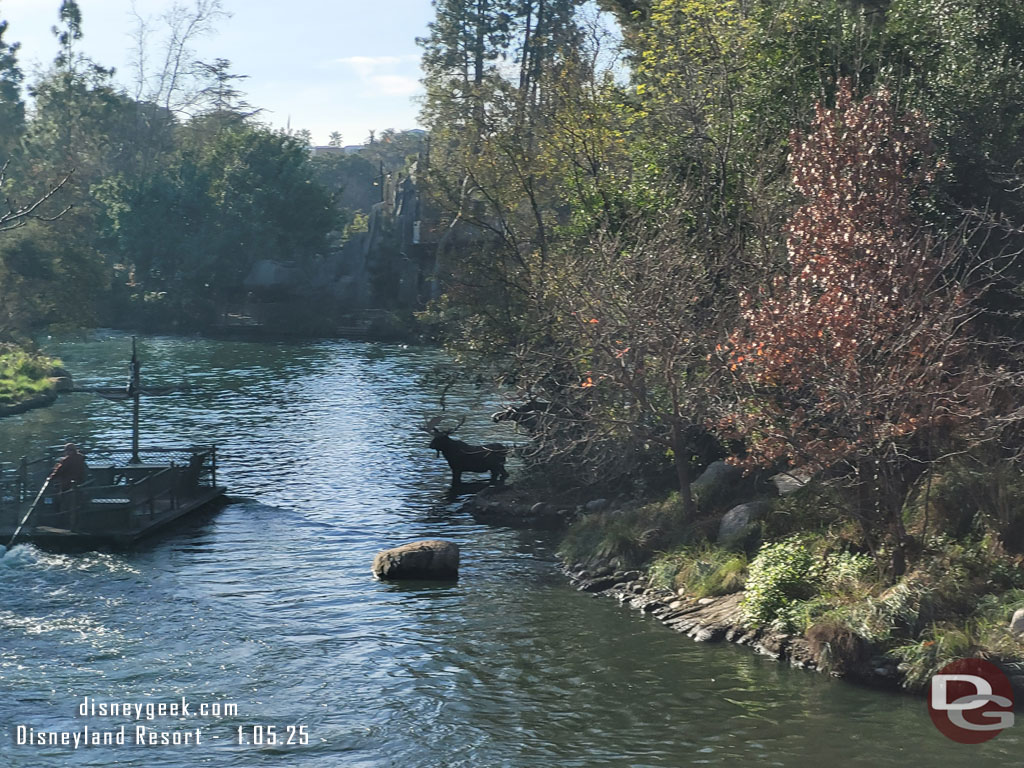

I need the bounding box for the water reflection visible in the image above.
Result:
[0,331,1016,766]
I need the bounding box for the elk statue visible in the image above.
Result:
[422,416,509,486]
[491,399,553,433]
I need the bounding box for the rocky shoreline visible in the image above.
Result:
[457,485,937,695]
[0,372,72,419]
[562,564,903,688]
[458,476,1024,702]
[0,390,59,418]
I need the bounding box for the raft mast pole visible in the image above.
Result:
[130,337,141,464]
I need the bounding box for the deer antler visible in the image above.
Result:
[421,414,467,434]
[421,416,445,434]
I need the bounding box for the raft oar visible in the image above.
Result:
[6,475,52,551]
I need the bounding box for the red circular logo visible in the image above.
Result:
[928,658,1015,743]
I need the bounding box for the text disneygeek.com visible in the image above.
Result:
[12,696,310,749]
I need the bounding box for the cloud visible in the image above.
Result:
[327,55,422,97]
[331,55,419,77]
[334,55,404,77]
[369,74,421,96]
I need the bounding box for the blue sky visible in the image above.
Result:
[1,0,434,145]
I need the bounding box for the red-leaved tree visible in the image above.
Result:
[725,80,1007,574]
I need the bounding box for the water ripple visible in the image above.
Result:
[0,333,1014,766]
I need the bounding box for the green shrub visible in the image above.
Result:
[0,346,58,404]
[844,580,932,644]
[761,481,847,540]
[821,550,875,592]
[891,586,1024,690]
[743,535,875,631]
[743,535,820,629]
[893,626,983,691]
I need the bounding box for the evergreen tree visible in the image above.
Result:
[0,16,24,159]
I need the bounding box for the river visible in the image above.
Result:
[0,331,1016,766]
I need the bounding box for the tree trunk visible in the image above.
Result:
[672,420,696,518]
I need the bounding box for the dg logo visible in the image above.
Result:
[929,658,1015,743]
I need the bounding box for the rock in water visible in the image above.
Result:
[372,540,460,580]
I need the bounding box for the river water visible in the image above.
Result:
[0,331,1016,766]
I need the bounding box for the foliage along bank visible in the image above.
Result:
[417,0,1024,686]
[0,345,67,416]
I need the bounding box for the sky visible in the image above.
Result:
[1,0,435,146]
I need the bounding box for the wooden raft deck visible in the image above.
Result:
[0,446,226,548]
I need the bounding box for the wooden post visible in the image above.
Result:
[18,456,26,502]
[130,337,141,464]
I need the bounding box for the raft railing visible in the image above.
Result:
[0,446,218,532]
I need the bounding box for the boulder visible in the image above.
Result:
[578,575,620,593]
[372,540,460,580]
[1011,608,1024,636]
[770,469,813,496]
[585,498,610,513]
[717,501,772,545]
[692,461,744,509]
[50,366,74,392]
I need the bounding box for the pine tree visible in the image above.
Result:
[0,17,24,159]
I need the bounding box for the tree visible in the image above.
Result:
[419,0,590,319]
[0,219,104,341]
[0,162,71,232]
[100,124,335,320]
[310,151,377,214]
[359,128,425,173]
[0,163,88,342]
[519,197,742,508]
[882,0,1024,223]
[26,0,125,183]
[419,0,514,120]
[0,16,24,159]
[128,0,228,114]
[725,82,1015,573]
[193,58,258,122]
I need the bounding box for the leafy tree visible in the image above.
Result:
[359,128,425,173]
[311,151,377,214]
[419,0,590,318]
[524,197,742,507]
[0,220,104,341]
[419,0,514,114]
[882,0,1024,223]
[725,82,1015,574]
[25,0,128,192]
[100,124,336,320]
